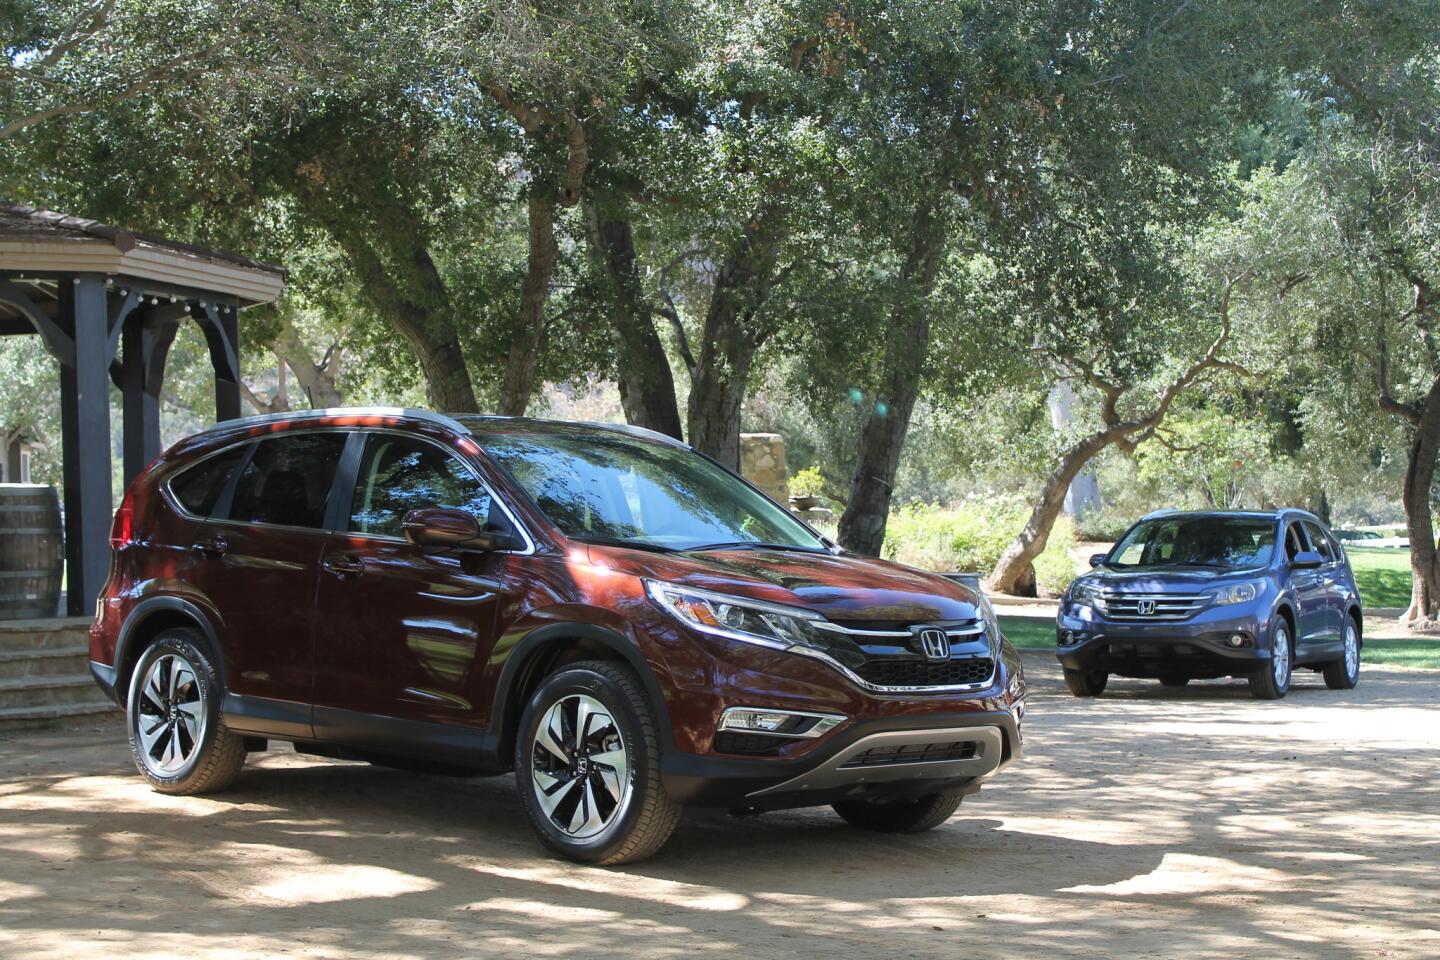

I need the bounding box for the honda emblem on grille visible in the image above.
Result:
[1136,599,1156,615]
[917,627,951,661]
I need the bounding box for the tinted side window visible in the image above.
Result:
[228,433,347,529]
[1305,521,1335,562]
[349,435,504,538]
[1284,523,1308,561]
[169,445,247,517]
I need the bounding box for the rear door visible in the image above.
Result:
[183,430,348,735]
[310,432,518,754]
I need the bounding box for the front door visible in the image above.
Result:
[311,433,512,754]
[185,431,348,732]
[1285,521,1329,645]
[1303,520,1345,643]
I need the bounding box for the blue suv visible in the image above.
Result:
[1056,509,1362,700]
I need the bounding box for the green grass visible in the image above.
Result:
[1346,547,1414,609]
[998,615,1055,649]
[1359,638,1440,669]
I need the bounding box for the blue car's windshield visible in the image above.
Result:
[467,423,827,553]
[1107,517,1277,570]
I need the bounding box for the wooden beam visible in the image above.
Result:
[57,275,113,616]
[0,273,74,364]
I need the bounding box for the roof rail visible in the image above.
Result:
[1141,508,1180,520]
[199,406,470,436]
[456,414,689,449]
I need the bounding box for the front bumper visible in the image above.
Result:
[1055,603,1275,677]
[660,708,1020,811]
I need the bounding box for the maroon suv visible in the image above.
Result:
[89,408,1024,864]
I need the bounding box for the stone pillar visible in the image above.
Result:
[739,433,789,504]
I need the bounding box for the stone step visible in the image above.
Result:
[0,699,120,731]
[0,617,92,652]
[0,673,107,709]
[0,645,90,680]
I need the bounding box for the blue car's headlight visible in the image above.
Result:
[1212,581,1264,605]
[1068,580,1105,610]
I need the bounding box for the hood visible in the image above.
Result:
[585,544,982,623]
[1084,565,1266,593]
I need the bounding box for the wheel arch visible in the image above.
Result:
[1272,602,1296,641]
[486,622,676,770]
[114,597,225,702]
[1347,604,1364,647]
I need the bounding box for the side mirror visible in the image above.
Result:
[1089,553,1109,568]
[402,507,509,551]
[1291,550,1325,570]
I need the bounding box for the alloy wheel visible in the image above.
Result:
[530,694,632,840]
[134,653,207,777]
[1344,622,1359,679]
[1272,625,1291,687]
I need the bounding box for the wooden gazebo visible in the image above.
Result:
[0,205,284,614]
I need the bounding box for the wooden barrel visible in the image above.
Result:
[0,484,64,620]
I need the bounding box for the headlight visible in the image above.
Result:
[644,580,827,651]
[1068,580,1105,610]
[1212,581,1263,605]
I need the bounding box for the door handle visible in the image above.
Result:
[323,554,365,578]
[191,535,228,557]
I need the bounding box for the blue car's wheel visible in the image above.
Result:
[1249,620,1292,700]
[1323,618,1361,690]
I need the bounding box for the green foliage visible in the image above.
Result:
[882,502,1079,595]
[996,616,1056,650]
[788,465,826,498]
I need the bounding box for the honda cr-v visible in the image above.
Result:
[1056,509,1362,700]
[90,408,1024,864]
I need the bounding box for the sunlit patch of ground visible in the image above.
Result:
[0,655,1436,959]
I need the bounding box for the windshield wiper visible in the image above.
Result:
[570,536,677,554]
[686,541,826,554]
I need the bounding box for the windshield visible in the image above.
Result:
[471,426,827,552]
[1107,516,1277,569]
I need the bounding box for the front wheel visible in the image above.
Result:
[126,628,246,794]
[833,788,965,833]
[515,660,681,865]
[1063,666,1108,697]
[1249,621,1293,700]
[1323,618,1361,690]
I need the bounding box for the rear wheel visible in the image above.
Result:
[1249,621,1292,700]
[126,629,246,795]
[1323,618,1361,690]
[1063,666,1108,697]
[833,788,965,833]
[515,660,680,865]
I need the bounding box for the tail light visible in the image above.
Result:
[110,494,135,549]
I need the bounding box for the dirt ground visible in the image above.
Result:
[1,653,1436,960]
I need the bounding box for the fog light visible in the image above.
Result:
[1060,630,1077,646]
[718,707,845,738]
[1228,633,1249,648]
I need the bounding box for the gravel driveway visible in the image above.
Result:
[1,652,1436,959]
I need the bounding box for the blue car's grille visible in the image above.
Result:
[1100,593,1208,621]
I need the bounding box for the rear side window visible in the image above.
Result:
[228,433,347,529]
[348,434,503,538]
[169,446,247,518]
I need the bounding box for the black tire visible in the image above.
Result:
[1323,616,1361,690]
[514,660,681,865]
[1063,666,1108,697]
[125,628,246,795]
[1159,675,1190,688]
[1249,620,1293,700]
[833,789,965,833]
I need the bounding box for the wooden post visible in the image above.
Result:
[58,275,113,616]
[120,307,181,485]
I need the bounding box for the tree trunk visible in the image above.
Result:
[685,214,780,467]
[271,319,344,408]
[498,194,559,416]
[988,431,1117,596]
[586,206,684,439]
[838,200,946,556]
[1399,376,1440,623]
[303,197,479,414]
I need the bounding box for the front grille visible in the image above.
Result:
[854,656,993,688]
[839,739,979,768]
[1101,593,1207,621]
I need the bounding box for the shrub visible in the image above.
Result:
[882,502,1080,596]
